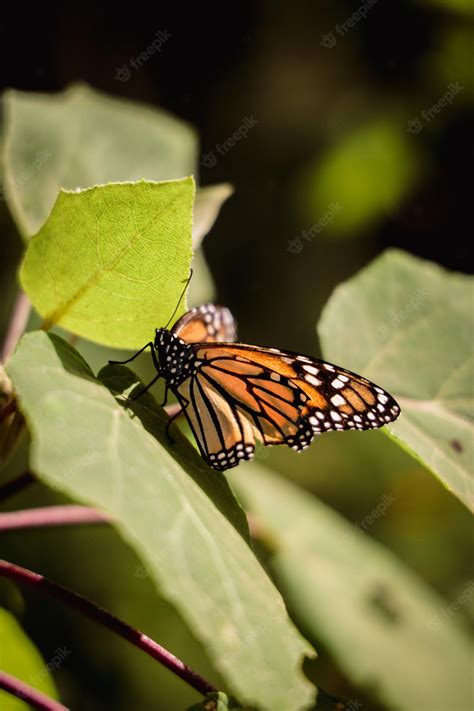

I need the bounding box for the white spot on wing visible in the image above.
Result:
[305,374,322,387]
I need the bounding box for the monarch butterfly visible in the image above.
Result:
[111,300,401,471]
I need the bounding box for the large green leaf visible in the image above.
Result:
[2,84,197,237]
[0,607,60,710]
[231,464,473,711]
[318,249,474,511]
[6,331,316,710]
[20,178,194,349]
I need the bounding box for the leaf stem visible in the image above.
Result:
[0,397,17,423]
[0,470,36,503]
[0,670,70,711]
[0,505,111,531]
[1,290,31,363]
[0,560,218,697]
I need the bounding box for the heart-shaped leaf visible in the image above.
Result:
[20,178,194,349]
[231,464,473,711]
[318,249,474,511]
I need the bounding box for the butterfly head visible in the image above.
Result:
[154,327,194,386]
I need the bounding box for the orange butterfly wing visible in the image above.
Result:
[172,304,237,344]
[172,342,400,470]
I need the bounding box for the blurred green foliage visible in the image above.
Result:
[0,608,59,710]
[300,120,425,237]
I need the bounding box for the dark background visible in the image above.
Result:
[1,2,472,351]
[1,3,473,709]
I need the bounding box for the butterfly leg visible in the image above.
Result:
[160,383,170,407]
[109,342,155,366]
[110,343,162,401]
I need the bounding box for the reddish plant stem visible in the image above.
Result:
[1,290,31,363]
[0,560,217,697]
[0,470,36,503]
[0,670,69,711]
[0,505,111,531]
[0,398,17,423]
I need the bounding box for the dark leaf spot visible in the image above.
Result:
[368,583,402,625]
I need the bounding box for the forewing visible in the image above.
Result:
[172,304,237,344]
[193,343,401,435]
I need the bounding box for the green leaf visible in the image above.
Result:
[187,691,243,710]
[0,607,60,710]
[230,464,473,711]
[318,249,473,511]
[2,83,197,237]
[302,120,424,236]
[20,178,194,349]
[6,331,316,710]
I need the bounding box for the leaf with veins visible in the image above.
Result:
[20,178,195,349]
[7,331,316,710]
[319,249,473,511]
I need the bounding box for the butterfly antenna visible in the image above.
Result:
[164,269,193,329]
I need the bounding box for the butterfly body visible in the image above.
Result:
[154,328,195,387]
[113,304,400,472]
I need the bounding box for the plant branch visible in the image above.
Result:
[0,670,69,711]
[0,505,111,531]
[0,470,36,503]
[1,290,31,363]
[0,560,218,697]
[0,397,17,423]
